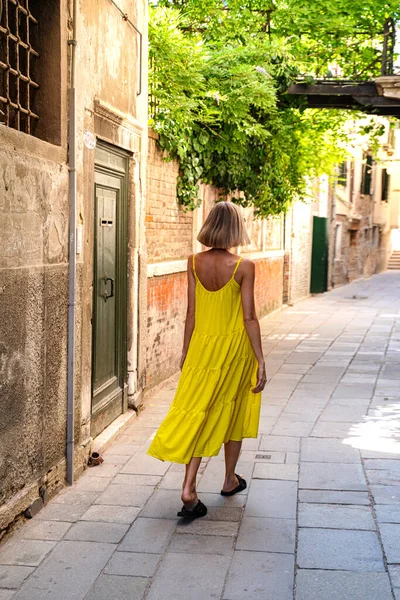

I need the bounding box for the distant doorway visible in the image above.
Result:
[391,228,400,251]
[91,142,129,438]
[310,216,329,294]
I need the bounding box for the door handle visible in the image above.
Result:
[103,277,115,301]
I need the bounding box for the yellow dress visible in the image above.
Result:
[147,255,261,464]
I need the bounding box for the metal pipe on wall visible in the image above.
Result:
[67,0,78,485]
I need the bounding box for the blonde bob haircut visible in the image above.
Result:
[197,201,251,249]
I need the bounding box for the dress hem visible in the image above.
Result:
[147,434,258,465]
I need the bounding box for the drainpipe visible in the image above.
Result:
[67,0,78,485]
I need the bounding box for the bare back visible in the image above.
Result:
[192,250,243,292]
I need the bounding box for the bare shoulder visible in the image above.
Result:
[239,257,255,274]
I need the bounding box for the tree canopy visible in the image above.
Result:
[149,0,399,215]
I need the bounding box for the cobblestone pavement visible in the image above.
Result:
[1,272,400,600]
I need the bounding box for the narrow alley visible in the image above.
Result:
[0,271,399,600]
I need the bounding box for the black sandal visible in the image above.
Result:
[220,473,247,497]
[177,500,208,519]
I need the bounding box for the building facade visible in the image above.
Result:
[0,0,148,532]
[311,119,400,291]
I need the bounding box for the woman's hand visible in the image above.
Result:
[252,362,267,393]
[180,352,187,371]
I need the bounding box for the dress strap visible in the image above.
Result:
[232,257,242,277]
[192,253,197,278]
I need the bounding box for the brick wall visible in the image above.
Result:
[146,271,187,388]
[146,133,193,262]
[255,257,284,316]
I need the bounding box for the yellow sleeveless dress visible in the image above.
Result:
[147,255,261,464]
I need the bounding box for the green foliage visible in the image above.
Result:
[149,1,395,215]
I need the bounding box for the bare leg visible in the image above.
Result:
[222,440,242,493]
[181,457,202,508]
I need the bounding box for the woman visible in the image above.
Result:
[148,201,267,518]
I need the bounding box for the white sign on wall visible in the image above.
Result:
[83,131,96,150]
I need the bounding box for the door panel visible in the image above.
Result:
[93,185,119,407]
[91,143,129,437]
[310,216,329,294]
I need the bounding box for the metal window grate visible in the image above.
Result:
[0,0,39,134]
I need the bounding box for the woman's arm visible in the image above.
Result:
[180,255,196,370]
[240,259,267,392]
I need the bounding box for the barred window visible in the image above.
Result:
[0,0,61,144]
[0,0,39,134]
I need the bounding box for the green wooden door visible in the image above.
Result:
[310,216,329,294]
[92,144,128,437]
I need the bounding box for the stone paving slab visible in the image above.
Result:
[112,473,162,486]
[146,553,231,600]
[34,502,91,522]
[121,453,170,476]
[379,523,400,563]
[297,528,385,571]
[168,533,234,555]
[299,462,367,491]
[176,520,239,537]
[104,551,161,577]
[253,463,298,481]
[375,504,400,523]
[79,505,141,524]
[93,483,154,507]
[118,518,176,553]
[310,421,358,438]
[298,503,375,530]
[301,438,361,463]
[295,570,393,600]
[0,591,15,600]
[389,565,400,600]
[13,520,71,541]
[299,492,370,507]
[84,574,149,600]
[223,551,294,600]
[64,521,129,543]
[370,485,400,504]
[0,540,56,567]
[271,420,314,437]
[259,435,300,453]
[0,566,34,589]
[245,480,297,519]
[12,541,115,600]
[236,517,296,553]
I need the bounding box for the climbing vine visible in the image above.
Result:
[149,1,398,215]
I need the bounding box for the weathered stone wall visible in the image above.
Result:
[0,126,69,529]
[283,200,313,304]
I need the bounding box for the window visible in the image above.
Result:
[0,1,39,134]
[364,228,371,241]
[361,154,373,195]
[372,226,379,248]
[349,230,358,247]
[0,1,61,144]
[334,223,342,258]
[381,168,390,202]
[337,161,348,187]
